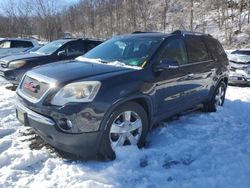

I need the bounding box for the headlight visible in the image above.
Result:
[51,81,101,106]
[8,60,26,69]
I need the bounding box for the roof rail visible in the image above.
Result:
[172,30,213,37]
[61,37,102,41]
[132,31,161,34]
[84,38,103,42]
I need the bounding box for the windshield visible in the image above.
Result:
[232,50,250,56]
[34,40,67,55]
[83,37,163,67]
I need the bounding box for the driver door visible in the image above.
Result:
[152,36,195,119]
[58,41,85,60]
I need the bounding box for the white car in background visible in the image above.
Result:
[227,49,250,85]
[0,38,40,59]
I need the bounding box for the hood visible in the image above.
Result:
[0,48,27,56]
[0,51,28,59]
[30,60,135,83]
[228,54,250,64]
[0,52,48,63]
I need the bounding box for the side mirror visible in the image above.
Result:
[154,59,179,71]
[57,50,67,56]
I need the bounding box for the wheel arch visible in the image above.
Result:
[207,75,228,102]
[100,95,154,131]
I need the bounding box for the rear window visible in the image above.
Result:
[11,41,33,48]
[185,36,209,63]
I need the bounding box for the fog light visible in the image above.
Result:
[58,119,73,130]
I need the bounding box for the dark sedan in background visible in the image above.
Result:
[0,38,102,85]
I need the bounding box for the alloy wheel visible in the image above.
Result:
[215,85,225,106]
[109,111,142,149]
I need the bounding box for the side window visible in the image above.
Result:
[205,37,226,59]
[0,41,11,48]
[64,41,85,56]
[11,41,33,48]
[158,38,187,65]
[86,42,98,52]
[185,36,209,63]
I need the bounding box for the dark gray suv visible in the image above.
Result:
[15,31,229,160]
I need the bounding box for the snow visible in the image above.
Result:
[76,56,142,70]
[0,76,250,188]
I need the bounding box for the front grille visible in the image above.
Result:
[20,75,50,101]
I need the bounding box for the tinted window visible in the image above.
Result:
[205,37,226,59]
[62,41,85,56]
[185,36,209,63]
[158,38,187,65]
[11,41,33,48]
[86,42,98,52]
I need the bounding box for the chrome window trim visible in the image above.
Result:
[179,59,214,67]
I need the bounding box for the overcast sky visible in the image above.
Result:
[0,0,80,15]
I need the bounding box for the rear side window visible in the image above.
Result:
[11,41,33,48]
[205,37,226,59]
[158,38,187,65]
[185,36,209,63]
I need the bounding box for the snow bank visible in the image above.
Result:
[0,77,250,188]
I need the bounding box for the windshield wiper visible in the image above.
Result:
[99,60,109,64]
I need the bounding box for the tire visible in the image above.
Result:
[98,102,149,160]
[203,81,227,112]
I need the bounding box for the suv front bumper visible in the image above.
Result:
[15,100,103,159]
[0,68,23,85]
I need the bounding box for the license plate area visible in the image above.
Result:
[16,109,29,126]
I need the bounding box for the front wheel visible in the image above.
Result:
[99,102,149,160]
[203,81,227,112]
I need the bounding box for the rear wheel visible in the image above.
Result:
[99,102,149,160]
[203,81,227,112]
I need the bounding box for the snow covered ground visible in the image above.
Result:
[0,76,250,188]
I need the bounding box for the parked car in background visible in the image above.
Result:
[0,46,41,59]
[228,49,250,85]
[0,38,102,85]
[15,31,229,160]
[0,38,40,58]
